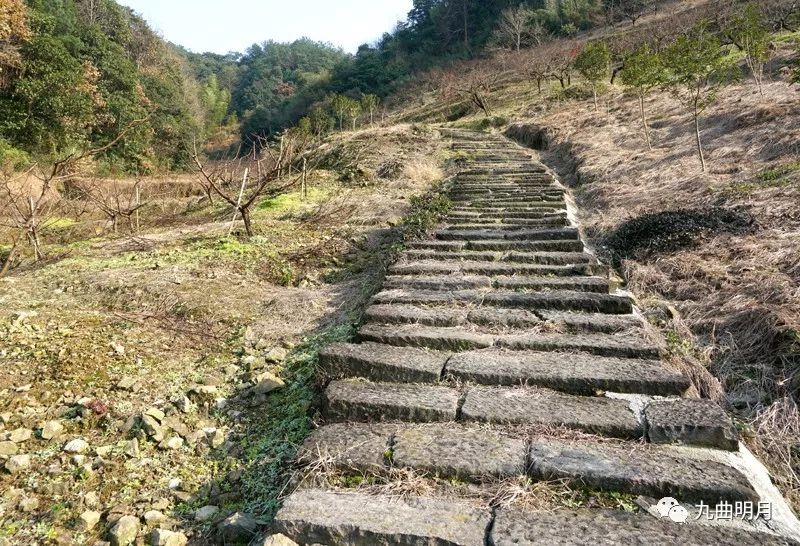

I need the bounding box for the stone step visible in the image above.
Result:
[445,217,569,227]
[492,508,790,545]
[324,380,459,422]
[434,227,579,241]
[443,219,570,229]
[320,342,449,383]
[371,289,632,315]
[297,423,753,506]
[408,239,585,252]
[389,261,603,277]
[449,204,567,213]
[275,489,491,545]
[538,310,644,334]
[382,275,609,293]
[277,489,785,546]
[324,379,642,439]
[442,213,569,222]
[358,325,657,359]
[451,200,566,208]
[644,398,739,451]
[461,386,642,438]
[365,305,640,334]
[399,250,596,265]
[446,210,566,220]
[445,350,689,395]
[528,438,757,504]
[451,189,563,197]
[321,339,684,396]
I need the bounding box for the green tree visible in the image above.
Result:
[725,3,770,95]
[620,44,665,150]
[574,40,611,110]
[360,93,379,125]
[202,74,231,131]
[344,97,361,130]
[309,106,333,137]
[664,23,738,172]
[329,94,349,130]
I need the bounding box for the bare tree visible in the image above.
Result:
[760,0,799,31]
[192,139,305,237]
[525,47,553,94]
[618,0,654,26]
[82,179,147,234]
[0,117,148,262]
[457,68,498,117]
[493,5,537,52]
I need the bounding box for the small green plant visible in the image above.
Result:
[403,188,452,241]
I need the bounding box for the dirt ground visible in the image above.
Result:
[0,124,448,544]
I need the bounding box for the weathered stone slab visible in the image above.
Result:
[383,275,493,291]
[496,332,660,359]
[435,227,579,241]
[492,508,792,546]
[645,399,739,451]
[494,276,608,293]
[538,310,643,334]
[465,240,584,252]
[319,342,448,383]
[276,489,491,546]
[481,291,630,314]
[460,387,641,438]
[359,324,494,351]
[297,423,393,472]
[445,350,689,396]
[389,260,596,277]
[371,289,630,315]
[392,425,526,480]
[528,438,757,504]
[466,308,541,328]
[365,304,468,327]
[325,380,459,422]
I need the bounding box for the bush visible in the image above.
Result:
[0,138,30,172]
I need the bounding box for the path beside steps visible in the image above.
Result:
[274,131,800,545]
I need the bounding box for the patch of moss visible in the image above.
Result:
[239,321,357,520]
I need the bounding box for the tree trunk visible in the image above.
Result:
[241,207,253,237]
[0,241,18,277]
[640,93,652,151]
[693,102,706,172]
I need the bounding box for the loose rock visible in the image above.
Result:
[5,454,31,474]
[8,428,31,443]
[218,512,257,542]
[79,510,102,531]
[0,441,18,457]
[109,515,140,546]
[194,505,219,522]
[41,421,64,440]
[63,438,89,454]
[150,529,188,546]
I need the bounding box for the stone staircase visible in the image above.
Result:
[273,131,800,545]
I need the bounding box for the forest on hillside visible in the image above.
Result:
[2,0,798,174]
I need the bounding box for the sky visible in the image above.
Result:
[117,0,414,54]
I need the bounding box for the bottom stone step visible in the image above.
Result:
[276,489,490,545]
[493,507,791,546]
[276,490,788,546]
